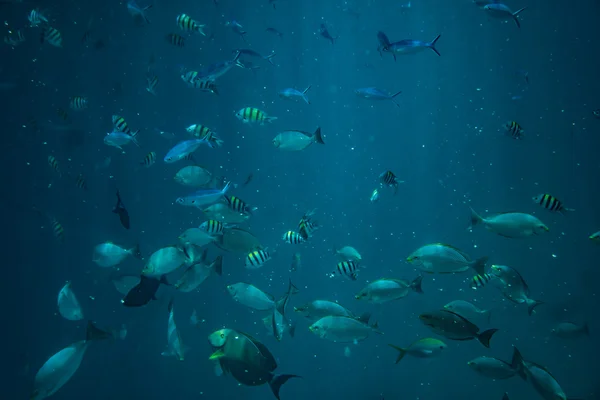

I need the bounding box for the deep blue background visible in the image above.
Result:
[1,0,599,399]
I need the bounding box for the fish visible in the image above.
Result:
[47,155,62,177]
[208,329,300,399]
[419,310,498,347]
[235,48,276,65]
[298,209,320,240]
[379,170,403,194]
[382,33,441,60]
[469,207,549,238]
[282,231,305,244]
[468,355,519,379]
[104,131,140,150]
[214,227,262,253]
[551,322,590,339]
[335,246,362,262]
[4,29,25,47]
[28,9,48,28]
[112,115,136,135]
[112,190,130,229]
[443,300,491,323]
[225,19,247,42]
[245,249,272,269]
[273,127,325,151]
[227,282,278,311]
[127,0,152,24]
[161,299,188,360]
[355,88,402,108]
[179,227,217,247]
[164,139,208,163]
[310,314,382,343]
[176,13,206,35]
[355,276,423,303]
[140,151,156,168]
[142,245,189,277]
[69,97,88,110]
[93,242,141,268]
[40,26,62,47]
[370,188,380,203]
[278,86,311,104]
[290,252,301,272]
[532,194,574,213]
[225,195,256,215]
[593,109,600,119]
[121,275,170,307]
[34,207,65,242]
[31,322,111,400]
[199,220,226,235]
[75,173,87,190]
[57,282,83,321]
[175,253,223,292]
[176,182,232,208]
[470,273,495,289]
[175,165,214,187]
[146,74,158,95]
[186,124,224,148]
[474,0,500,7]
[589,231,600,243]
[197,52,241,81]
[407,243,488,275]
[483,4,527,28]
[183,75,219,94]
[165,33,185,47]
[203,203,251,224]
[330,260,363,280]
[294,300,355,321]
[236,107,277,124]
[490,265,543,315]
[110,274,141,295]
[387,338,447,363]
[505,121,524,139]
[319,23,337,44]
[266,27,283,38]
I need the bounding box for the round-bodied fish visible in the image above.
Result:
[419,309,498,348]
[174,165,213,187]
[443,300,491,323]
[175,255,222,292]
[388,338,447,363]
[355,276,423,304]
[469,208,549,238]
[468,356,519,379]
[227,282,276,311]
[57,282,83,321]
[142,245,188,277]
[92,242,141,268]
[489,265,543,315]
[335,245,362,261]
[309,315,382,343]
[294,300,355,321]
[203,203,251,224]
[164,139,208,163]
[272,127,324,151]
[407,243,488,275]
[178,227,217,247]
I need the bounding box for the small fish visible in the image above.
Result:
[235,107,277,124]
[235,49,276,65]
[127,0,152,24]
[112,190,130,230]
[331,260,362,280]
[28,9,48,27]
[57,281,84,321]
[164,139,208,163]
[199,220,225,235]
[242,173,253,187]
[379,170,403,194]
[470,273,495,289]
[468,356,519,379]
[310,314,381,343]
[593,109,600,119]
[112,115,136,135]
[146,74,158,95]
[245,249,271,269]
[162,299,188,361]
[122,275,169,307]
[319,23,338,44]
[483,4,527,28]
[355,88,402,108]
[505,121,524,139]
[532,194,574,213]
[186,77,219,94]
[40,26,63,47]
[444,300,491,323]
[278,86,311,104]
[186,124,224,147]
[355,277,423,303]
[335,246,362,262]
[93,242,141,267]
[381,32,441,60]
[589,231,600,243]
[551,322,590,339]
[176,182,232,208]
[298,210,319,240]
[104,131,140,150]
[4,29,25,46]
[225,19,247,42]
[290,252,301,272]
[490,264,543,315]
[419,310,498,348]
[140,151,156,168]
[273,127,325,151]
[69,97,88,110]
[469,207,549,238]
[283,231,305,244]
[225,195,255,214]
[370,189,380,203]
[47,155,62,177]
[176,13,206,35]
[56,108,69,121]
[388,338,447,363]
[165,33,185,47]
[75,173,87,190]
[407,243,488,275]
[266,27,283,38]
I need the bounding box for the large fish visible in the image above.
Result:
[121,275,169,307]
[419,309,498,348]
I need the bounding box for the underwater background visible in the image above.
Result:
[1,0,599,399]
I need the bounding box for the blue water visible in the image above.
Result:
[2,0,599,399]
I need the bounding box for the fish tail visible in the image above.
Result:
[130,243,143,260]
[410,275,424,294]
[131,130,141,147]
[510,346,527,380]
[313,127,325,145]
[469,207,483,230]
[212,255,223,276]
[429,34,441,56]
[526,299,543,316]
[86,321,112,341]
[502,393,510,400]
[387,344,407,364]
[269,374,301,400]
[265,116,278,123]
[288,322,297,338]
[511,7,526,28]
[391,90,403,99]
[287,278,300,295]
[265,52,276,65]
[477,328,498,348]
[471,256,489,276]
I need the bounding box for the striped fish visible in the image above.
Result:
[532,194,574,213]
[75,173,87,190]
[4,30,25,46]
[282,231,304,244]
[165,33,185,47]
[235,107,277,125]
[379,170,403,194]
[470,273,494,289]
[332,261,361,280]
[41,26,62,47]
[199,219,224,235]
[298,210,319,240]
[28,9,48,27]
[56,108,69,121]
[112,115,134,134]
[140,151,156,168]
[47,155,61,176]
[504,121,524,139]
[245,249,271,269]
[69,96,88,110]
[176,14,206,35]
[50,216,65,242]
[146,75,158,95]
[225,196,254,215]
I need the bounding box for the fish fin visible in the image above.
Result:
[312,126,325,145]
[477,328,498,348]
[302,85,312,95]
[390,90,402,99]
[410,275,424,294]
[287,278,300,295]
[269,374,301,400]
[371,321,383,334]
[130,243,143,260]
[209,349,225,360]
[472,256,489,276]
[502,393,510,400]
[429,34,441,56]
[266,116,278,123]
[289,322,297,338]
[356,312,371,325]
[212,256,223,276]
[265,52,276,65]
[469,207,483,230]
[387,344,407,364]
[160,275,171,286]
[86,321,112,341]
[527,299,543,316]
[511,347,527,380]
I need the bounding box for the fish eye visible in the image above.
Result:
[191,200,196,204]
[220,333,225,339]
[439,346,444,349]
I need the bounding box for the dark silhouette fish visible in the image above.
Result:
[121,275,169,307]
[319,24,337,44]
[112,190,130,229]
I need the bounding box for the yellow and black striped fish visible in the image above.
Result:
[51,217,65,242]
[379,170,402,194]
[245,249,271,269]
[69,96,88,110]
[235,107,277,124]
[225,195,254,215]
[332,261,360,280]
[41,26,63,47]
[47,155,61,176]
[186,124,212,138]
[532,194,574,213]
[176,14,206,35]
[505,121,524,139]
[298,211,319,240]
[146,75,158,95]
[165,33,185,47]
[75,173,87,190]
[4,29,25,46]
[282,231,304,244]
[190,79,218,94]
[200,219,224,235]
[112,115,133,134]
[140,151,156,168]
[470,273,494,289]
